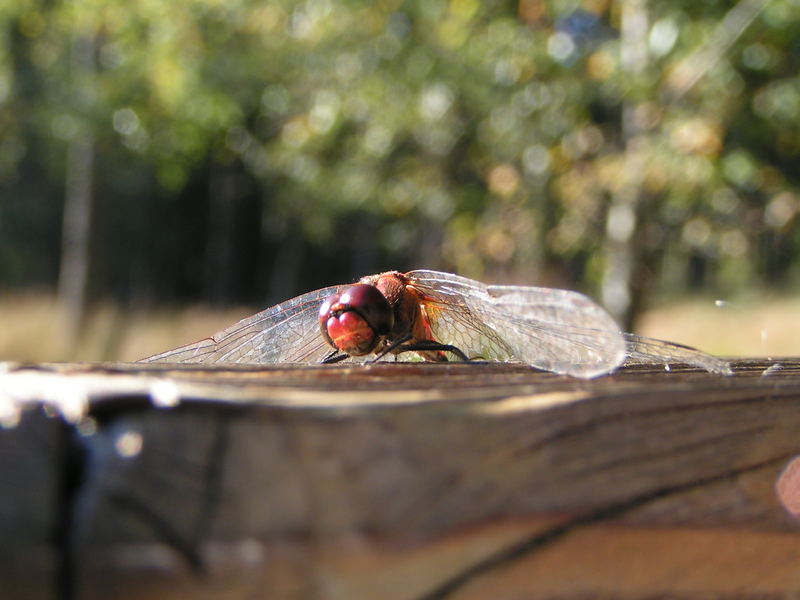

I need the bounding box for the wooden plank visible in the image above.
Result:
[1,359,800,599]
[0,407,64,600]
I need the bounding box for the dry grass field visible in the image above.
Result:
[637,296,800,358]
[0,292,252,363]
[0,291,796,363]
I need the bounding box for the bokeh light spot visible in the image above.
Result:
[487,164,521,197]
[115,429,143,458]
[776,456,800,517]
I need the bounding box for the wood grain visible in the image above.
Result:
[1,358,800,599]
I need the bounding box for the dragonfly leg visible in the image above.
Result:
[372,335,470,363]
[321,348,349,364]
[371,333,412,362]
[396,340,470,362]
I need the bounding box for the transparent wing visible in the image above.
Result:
[140,285,351,364]
[623,334,732,375]
[406,270,627,378]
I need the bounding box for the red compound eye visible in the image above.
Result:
[319,284,393,356]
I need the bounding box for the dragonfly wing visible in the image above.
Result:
[406,272,517,361]
[140,285,350,364]
[623,334,732,374]
[407,270,626,378]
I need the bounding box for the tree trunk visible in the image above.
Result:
[600,0,648,331]
[602,0,771,330]
[57,34,96,345]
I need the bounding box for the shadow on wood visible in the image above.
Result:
[2,359,800,599]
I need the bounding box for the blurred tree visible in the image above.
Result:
[601,0,650,328]
[58,30,96,341]
[0,0,799,327]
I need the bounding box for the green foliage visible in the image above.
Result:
[2,0,800,303]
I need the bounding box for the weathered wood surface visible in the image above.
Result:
[2,358,800,599]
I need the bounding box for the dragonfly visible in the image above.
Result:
[141,270,731,378]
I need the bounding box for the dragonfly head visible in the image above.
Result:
[319,284,394,356]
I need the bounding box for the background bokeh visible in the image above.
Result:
[1,0,799,361]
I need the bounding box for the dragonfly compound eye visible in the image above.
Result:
[318,284,394,356]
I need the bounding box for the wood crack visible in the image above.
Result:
[192,411,231,547]
[105,491,204,572]
[417,451,797,600]
[55,419,87,600]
